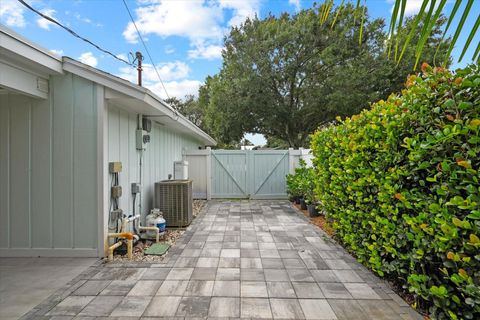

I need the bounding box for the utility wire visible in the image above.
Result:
[17,0,134,67]
[122,0,172,101]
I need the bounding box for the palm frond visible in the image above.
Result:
[414,0,447,69]
[473,40,480,62]
[331,0,345,29]
[394,0,407,61]
[444,0,475,66]
[458,13,480,62]
[359,3,366,45]
[323,0,334,24]
[354,0,361,24]
[433,0,462,64]
[397,0,429,65]
[388,0,401,58]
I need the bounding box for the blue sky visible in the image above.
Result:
[1,0,478,145]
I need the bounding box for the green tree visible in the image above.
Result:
[165,95,206,130]
[200,3,451,147]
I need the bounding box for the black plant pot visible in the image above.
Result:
[295,197,301,205]
[307,204,319,217]
[300,198,307,210]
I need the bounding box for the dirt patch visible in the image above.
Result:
[108,200,207,263]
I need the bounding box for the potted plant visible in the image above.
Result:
[306,200,319,217]
[286,173,300,203]
[303,168,319,217]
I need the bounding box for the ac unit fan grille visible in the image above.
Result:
[154,180,193,227]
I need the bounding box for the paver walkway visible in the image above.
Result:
[23,201,422,319]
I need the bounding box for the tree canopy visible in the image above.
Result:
[196,3,451,147]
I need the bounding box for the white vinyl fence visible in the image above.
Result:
[185,148,312,200]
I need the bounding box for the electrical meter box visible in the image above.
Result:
[136,129,150,150]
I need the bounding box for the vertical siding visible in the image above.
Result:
[52,75,74,248]
[30,96,52,248]
[9,96,31,247]
[0,95,10,247]
[0,73,97,254]
[107,104,201,223]
[72,76,97,248]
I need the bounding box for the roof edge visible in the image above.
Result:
[62,57,216,146]
[0,25,62,74]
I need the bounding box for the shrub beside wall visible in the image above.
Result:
[311,64,479,319]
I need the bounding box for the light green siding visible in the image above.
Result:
[0,73,98,255]
[107,104,202,223]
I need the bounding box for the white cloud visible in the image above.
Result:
[117,60,200,99]
[116,53,128,61]
[70,11,103,27]
[122,0,260,60]
[78,52,98,67]
[219,0,260,28]
[289,0,301,12]
[50,49,64,56]
[188,43,223,60]
[0,0,26,27]
[36,8,57,30]
[403,0,424,16]
[165,45,175,54]
[149,79,202,99]
[122,0,224,44]
[118,61,191,83]
[388,0,435,17]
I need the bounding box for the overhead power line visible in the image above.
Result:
[17,0,133,66]
[122,0,171,101]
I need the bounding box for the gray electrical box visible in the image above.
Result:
[111,186,122,198]
[109,162,122,173]
[136,129,150,150]
[110,208,123,220]
[131,183,141,194]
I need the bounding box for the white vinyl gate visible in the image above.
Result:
[185,148,312,199]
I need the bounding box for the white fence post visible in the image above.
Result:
[288,148,296,174]
[206,147,212,200]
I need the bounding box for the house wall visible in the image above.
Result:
[106,104,202,225]
[0,73,98,256]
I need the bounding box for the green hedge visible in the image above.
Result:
[310,64,479,319]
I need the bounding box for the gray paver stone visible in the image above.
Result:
[270,298,305,319]
[176,296,211,317]
[299,299,337,320]
[241,298,272,319]
[208,297,240,317]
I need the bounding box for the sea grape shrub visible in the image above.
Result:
[287,159,314,199]
[310,64,479,319]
